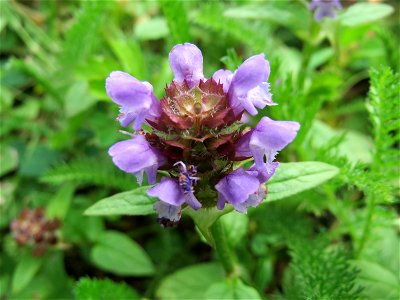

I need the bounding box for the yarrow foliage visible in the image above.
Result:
[309,0,342,21]
[106,43,300,226]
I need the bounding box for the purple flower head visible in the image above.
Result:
[108,134,167,185]
[236,117,300,172]
[106,43,300,225]
[106,71,161,130]
[309,0,342,21]
[215,165,277,213]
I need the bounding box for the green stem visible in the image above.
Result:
[356,197,375,257]
[210,219,239,278]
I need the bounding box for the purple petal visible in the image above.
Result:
[147,177,186,206]
[235,130,253,158]
[249,162,279,183]
[309,0,320,10]
[246,83,276,108]
[240,112,252,124]
[148,94,163,121]
[145,164,159,185]
[309,0,341,20]
[183,192,202,211]
[212,69,233,93]
[118,110,136,127]
[233,184,267,213]
[215,168,260,211]
[215,168,269,213]
[108,135,167,184]
[231,54,270,93]
[106,71,160,129]
[153,201,182,222]
[106,71,150,107]
[134,170,145,185]
[168,43,204,88]
[315,5,336,20]
[250,117,300,169]
[132,111,147,131]
[334,0,342,9]
[228,54,271,115]
[235,117,300,170]
[217,193,227,210]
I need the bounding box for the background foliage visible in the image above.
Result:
[0,0,399,299]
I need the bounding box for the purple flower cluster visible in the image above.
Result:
[106,43,300,226]
[309,0,342,21]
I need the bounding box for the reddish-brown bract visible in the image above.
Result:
[145,78,246,168]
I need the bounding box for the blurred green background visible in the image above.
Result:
[0,0,399,299]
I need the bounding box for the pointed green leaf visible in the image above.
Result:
[90,231,154,276]
[340,3,394,27]
[156,263,225,300]
[266,162,339,202]
[12,253,44,293]
[205,278,261,300]
[84,186,155,216]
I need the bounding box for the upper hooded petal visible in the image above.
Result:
[147,177,186,206]
[235,117,299,170]
[106,71,153,108]
[108,135,167,183]
[230,54,270,95]
[251,117,300,154]
[250,117,300,169]
[168,43,204,88]
[228,54,272,115]
[310,0,341,20]
[106,71,161,129]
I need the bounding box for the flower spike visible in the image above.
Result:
[106,43,299,225]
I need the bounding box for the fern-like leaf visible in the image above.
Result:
[192,2,275,53]
[283,239,363,300]
[74,277,139,300]
[367,67,400,182]
[41,158,136,191]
